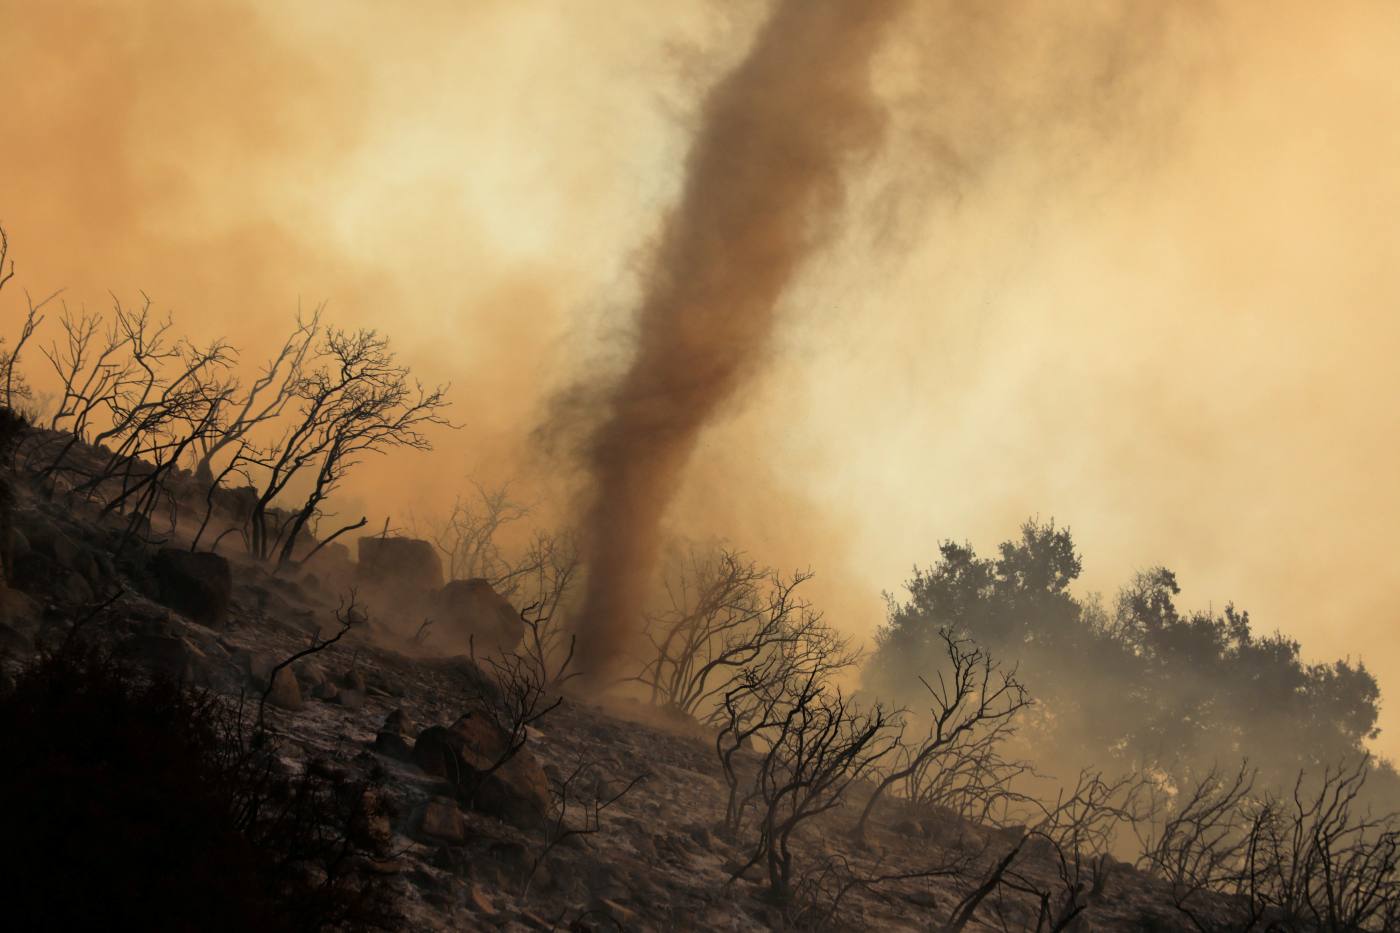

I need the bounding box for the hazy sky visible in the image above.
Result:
[5,2,1400,752]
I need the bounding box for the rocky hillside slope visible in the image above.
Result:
[0,451,1218,932]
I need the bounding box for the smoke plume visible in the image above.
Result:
[572,0,909,682]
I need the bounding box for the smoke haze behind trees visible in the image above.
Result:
[6,3,1400,749]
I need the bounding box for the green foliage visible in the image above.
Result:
[866,518,1385,790]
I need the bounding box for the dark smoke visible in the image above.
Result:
[573,0,909,682]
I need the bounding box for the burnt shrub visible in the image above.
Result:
[0,639,398,931]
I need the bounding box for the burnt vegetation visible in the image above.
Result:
[0,240,451,567]
[1,224,1399,930]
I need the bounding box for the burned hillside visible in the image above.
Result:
[0,276,1395,928]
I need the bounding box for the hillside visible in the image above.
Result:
[0,425,1227,932]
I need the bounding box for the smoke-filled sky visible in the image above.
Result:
[5,3,1400,750]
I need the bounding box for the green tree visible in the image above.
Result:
[866,518,1387,793]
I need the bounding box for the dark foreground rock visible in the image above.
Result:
[414,705,552,829]
[150,548,232,628]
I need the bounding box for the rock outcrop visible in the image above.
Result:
[433,578,522,654]
[417,796,469,844]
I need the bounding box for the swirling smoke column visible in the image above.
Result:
[575,0,909,684]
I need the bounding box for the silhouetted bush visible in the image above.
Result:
[0,638,398,931]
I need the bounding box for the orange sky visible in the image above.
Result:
[5,2,1400,753]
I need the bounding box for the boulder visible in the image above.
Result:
[373,708,417,760]
[150,548,232,628]
[433,579,523,654]
[413,705,552,828]
[417,796,468,845]
[356,537,443,593]
[266,666,302,710]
